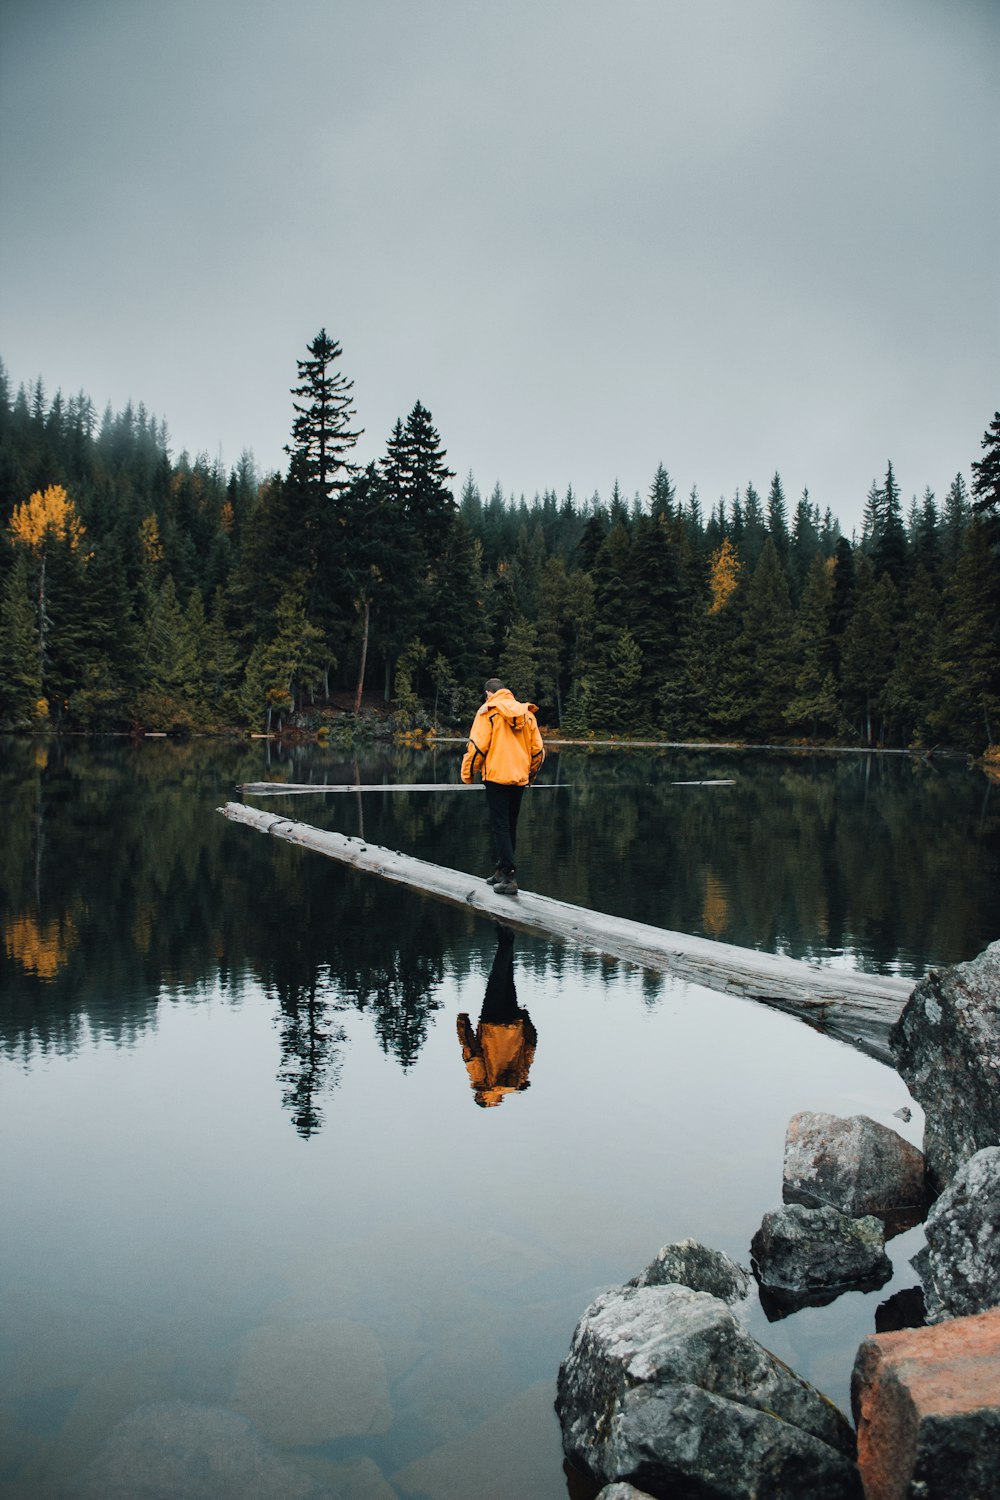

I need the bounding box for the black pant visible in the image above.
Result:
[483,781,525,874]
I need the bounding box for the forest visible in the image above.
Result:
[1,332,998,752]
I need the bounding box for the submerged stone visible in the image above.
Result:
[71,1401,333,1499]
[231,1317,391,1446]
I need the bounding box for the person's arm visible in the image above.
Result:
[527,715,545,783]
[461,711,491,783]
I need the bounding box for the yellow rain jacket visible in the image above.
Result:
[461,689,545,786]
[456,1012,537,1108]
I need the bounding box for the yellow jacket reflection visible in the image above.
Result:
[457,928,536,1108]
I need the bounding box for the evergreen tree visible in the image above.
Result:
[934,517,1000,749]
[870,461,908,585]
[285,329,362,498]
[766,471,789,565]
[970,410,1000,520]
[0,551,41,724]
[839,560,898,744]
[784,556,839,738]
[884,564,944,747]
[648,463,676,518]
[729,538,796,739]
[941,473,970,567]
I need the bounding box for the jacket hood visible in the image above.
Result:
[486,688,538,722]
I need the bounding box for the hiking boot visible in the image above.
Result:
[493,873,518,896]
[486,867,503,886]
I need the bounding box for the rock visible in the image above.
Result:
[890,939,1000,1190]
[597,1485,656,1499]
[231,1317,391,1446]
[598,1384,862,1500]
[556,1283,856,1493]
[782,1111,926,1233]
[919,1146,1000,1323]
[626,1238,750,1303]
[851,1306,1000,1500]
[71,1401,334,1499]
[751,1204,892,1312]
[389,1381,560,1500]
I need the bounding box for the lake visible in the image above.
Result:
[2,736,998,1499]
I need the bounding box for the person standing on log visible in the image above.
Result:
[461,677,544,896]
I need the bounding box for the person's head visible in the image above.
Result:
[484,676,504,698]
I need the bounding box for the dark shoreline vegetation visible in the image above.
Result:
[1,335,997,754]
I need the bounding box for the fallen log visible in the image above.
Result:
[218,801,914,1063]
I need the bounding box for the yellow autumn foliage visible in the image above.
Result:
[708,537,741,614]
[139,513,164,565]
[8,485,86,553]
[4,911,79,980]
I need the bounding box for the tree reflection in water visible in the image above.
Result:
[2,736,998,1139]
[457,924,537,1108]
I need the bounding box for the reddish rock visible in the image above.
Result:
[851,1307,1000,1500]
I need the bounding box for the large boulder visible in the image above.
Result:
[782,1111,926,1233]
[71,1402,334,1500]
[890,939,1000,1190]
[626,1238,750,1303]
[556,1283,857,1497]
[751,1204,892,1313]
[851,1306,1000,1500]
[917,1146,1000,1323]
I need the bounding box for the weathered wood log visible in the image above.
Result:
[218,801,914,1062]
[238,782,488,795]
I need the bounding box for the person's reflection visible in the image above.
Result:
[457,925,536,1108]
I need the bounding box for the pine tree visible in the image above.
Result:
[648,463,676,519]
[730,538,796,739]
[839,559,898,744]
[971,410,1000,520]
[285,329,362,498]
[767,471,789,565]
[784,556,840,739]
[870,461,908,585]
[0,551,41,724]
[934,517,1000,749]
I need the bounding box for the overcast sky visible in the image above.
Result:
[1,0,997,536]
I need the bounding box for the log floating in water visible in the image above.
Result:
[237,782,568,796]
[218,801,914,1063]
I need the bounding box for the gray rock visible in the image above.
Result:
[556,1283,855,1491]
[596,1485,656,1499]
[919,1146,1000,1323]
[751,1204,892,1312]
[782,1111,926,1232]
[626,1238,750,1303]
[231,1317,391,1446]
[602,1384,862,1500]
[71,1401,334,1500]
[890,939,1000,1190]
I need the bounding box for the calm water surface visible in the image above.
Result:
[2,738,998,1498]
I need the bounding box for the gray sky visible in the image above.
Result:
[1,0,997,536]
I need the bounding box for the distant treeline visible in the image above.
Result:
[1,337,997,751]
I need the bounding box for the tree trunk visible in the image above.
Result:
[353,596,370,715]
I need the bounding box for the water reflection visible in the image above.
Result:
[2,736,999,1141]
[457,926,537,1108]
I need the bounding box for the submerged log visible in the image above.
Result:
[218,801,913,1062]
